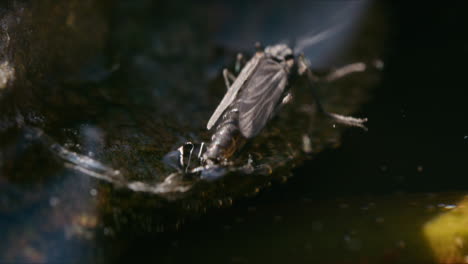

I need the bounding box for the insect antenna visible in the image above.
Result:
[294,23,345,54]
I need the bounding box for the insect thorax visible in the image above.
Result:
[264,44,293,61]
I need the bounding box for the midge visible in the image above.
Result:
[200,42,367,167]
[165,42,371,175]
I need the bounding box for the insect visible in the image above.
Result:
[201,42,367,166]
[164,42,373,177]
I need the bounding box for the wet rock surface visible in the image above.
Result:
[0,0,109,129]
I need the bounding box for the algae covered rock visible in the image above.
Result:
[0,0,109,128]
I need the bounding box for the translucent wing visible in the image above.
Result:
[206,52,264,130]
[238,58,288,138]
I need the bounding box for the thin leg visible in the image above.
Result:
[323,112,368,130]
[323,62,366,82]
[184,142,195,173]
[197,142,205,159]
[321,59,384,82]
[223,68,237,90]
[298,56,368,130]
[235,53,245,74]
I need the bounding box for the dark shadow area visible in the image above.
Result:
[294,1,468,196]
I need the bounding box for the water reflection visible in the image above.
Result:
[0,158,99,262]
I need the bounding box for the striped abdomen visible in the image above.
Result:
[203,106,245,164]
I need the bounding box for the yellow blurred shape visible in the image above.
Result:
[424,197,468,264]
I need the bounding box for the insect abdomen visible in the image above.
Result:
[203,107,245,164]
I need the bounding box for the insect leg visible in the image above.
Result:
[197,142,205,159]
[323,62,366,82]
[298,56,368,130]
[235,53,245,73]
[322,59,384,82]
[223,69,237,90]
[184,142,195,173]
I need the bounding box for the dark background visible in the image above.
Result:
[291,2,468,197]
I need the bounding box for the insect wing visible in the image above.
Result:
[238,58,288,138]
[206,52,264,130]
